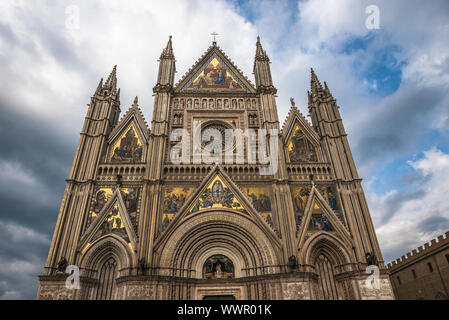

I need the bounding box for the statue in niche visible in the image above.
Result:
[202,99,207,108]
[187,99,192,109]
[204,255,234,279]
[56,257,68,273]
[289,128,317,162]
[217,99,222,109]
[224,99,229,109]
[194,99,199,109]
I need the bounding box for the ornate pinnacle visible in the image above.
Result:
[310,68,323,92]
[133,96,138,106]
[160,35,174,59]
[255,36,269,61]
[104,65,117,92]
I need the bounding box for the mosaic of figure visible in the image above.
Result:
[190,177,245,213]
[309,213,333,232]
[160,187,195,232]
[87,187,140,231]
[288,124,317,162]
[87,188,114,227]
[121,188,140,231]
[203,255,234,279]
[94,202,130,243]
[110,125,143,163]
[292,186,311,215]
[242,187,273,227]
[163,187,195,214]
[185,56,245,92]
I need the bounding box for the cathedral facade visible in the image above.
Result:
[37,36,394,300]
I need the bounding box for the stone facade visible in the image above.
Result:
[37,36,394,300]
[388,232,449,300]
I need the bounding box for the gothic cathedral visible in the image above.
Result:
[37,36,394,300]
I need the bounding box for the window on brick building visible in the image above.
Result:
[397,276,401,285]
[427,262,434,272]
[446,254,449,264]
[412,269,417,279]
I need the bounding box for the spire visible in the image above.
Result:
[255,36,269,61]
[310,68,323,93]
[133,96,138,106]
[160,35,174,59]
[155,36,176,90]
[104,65,117,92]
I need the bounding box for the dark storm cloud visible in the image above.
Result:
[0,99,77,299]
[353,84,449,168]
[419,216,449,234]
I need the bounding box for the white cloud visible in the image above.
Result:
[368,148,449,262]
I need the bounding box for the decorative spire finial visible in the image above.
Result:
[310,67,323,92]
[290,97,296,107]
[104,65,117,92]
[210,32,219,45]
[133,96,138,106]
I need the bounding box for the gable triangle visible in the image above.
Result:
[175,46,255,93]
[79,188,137,253]
[107,106,148,163]
[154,166,281,249]
[297,185,352,249]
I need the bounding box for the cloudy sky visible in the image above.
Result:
[1,0,449,299]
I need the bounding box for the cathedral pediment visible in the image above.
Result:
[156,166,280,246]
[174,45,256,93]
[282,105,323,163]
[106,98,149,163]
[78,188,138,254]
[296,185,352,249]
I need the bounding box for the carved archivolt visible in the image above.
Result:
[79,235,134,278]
[156,210,280,278]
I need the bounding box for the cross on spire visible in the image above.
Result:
[210,32,219,45]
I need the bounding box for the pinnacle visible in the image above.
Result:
[133,96,138,106]
[255,35,268,60]
[310,67,323,91]
[104,65,117,91]
[161,35,174,58]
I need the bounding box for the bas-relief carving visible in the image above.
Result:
[358,279,395,300]
[126,284,155,300]
[282,283,310,300]
[38,285,76,300]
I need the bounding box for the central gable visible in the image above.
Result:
[175,45,255,93]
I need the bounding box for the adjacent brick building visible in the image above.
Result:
[388,232,449,300]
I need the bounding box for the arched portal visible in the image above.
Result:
[315,254,338,300]
[301,232,355,300]
[95,257,118,300]
[79,235,135,300]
